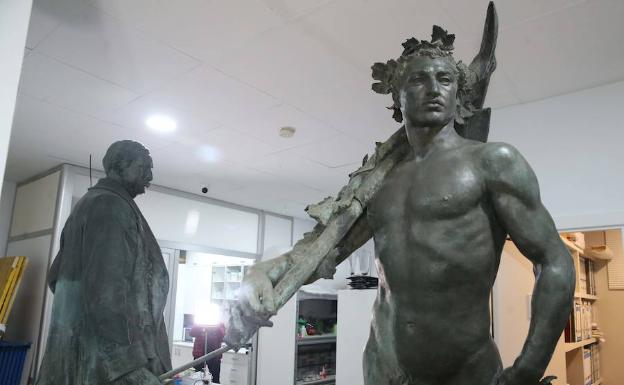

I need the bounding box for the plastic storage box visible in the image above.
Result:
[0,341,31,385]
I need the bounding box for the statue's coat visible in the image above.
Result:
[37,177,171,385]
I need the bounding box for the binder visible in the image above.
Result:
[574,299,582,342]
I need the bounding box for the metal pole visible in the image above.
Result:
[159,345,231,382]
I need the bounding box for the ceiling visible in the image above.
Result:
[7,0,624,218]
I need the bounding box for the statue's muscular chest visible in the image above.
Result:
[369,151,485,224]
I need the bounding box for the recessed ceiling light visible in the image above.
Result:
[198,145,222,163]
[279,126,296,138]
[146,114,177,133]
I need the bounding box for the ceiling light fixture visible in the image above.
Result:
[279,126,296,138]
[198,145,222,163]
[145,114,177,133]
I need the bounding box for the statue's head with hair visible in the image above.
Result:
[372,26,476,125]
[103,140,153,197]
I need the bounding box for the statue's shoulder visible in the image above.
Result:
[475,142,538,194]
[79,188,136,221]
[474,142,525,169]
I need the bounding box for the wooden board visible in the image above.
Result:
[0,256,28,324]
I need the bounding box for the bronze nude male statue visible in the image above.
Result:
[226,3,575,385]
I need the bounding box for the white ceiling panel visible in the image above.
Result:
[13,94,92,139]
[228,103,338,150]
[148,132,277,177]
[198,128,279,163]
[90,0,284,63]
[19,52,138,117]
[11,94,173,168]
[34,4,201,93]
[105,94,221,147]
[497,0,624,102]
[259,0,335,21]
[438,0,584,39]
[148,142,215,177]
[152,64,280,127]
[148,141,278,187]
[26,0,88,49]
[251,150,353,194]
[11,96,108,166]
[213,21,366,105]
[295,0,459,72]
[291,132,374,168]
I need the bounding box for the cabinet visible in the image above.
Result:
[171,341,194,369]
[211,265,247,307]
[295,291,338,385]
[221,351,251,385]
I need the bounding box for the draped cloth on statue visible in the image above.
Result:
[37,177,171,385]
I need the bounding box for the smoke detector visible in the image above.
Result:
[279,126,296,138]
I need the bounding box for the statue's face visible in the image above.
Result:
[399,56,458,128]
[121,154,153,197]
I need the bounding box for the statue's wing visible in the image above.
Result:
[455,1,498,143]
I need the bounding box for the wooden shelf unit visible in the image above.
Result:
[559,231,612,385]
[564,338,597,353]
[575,293,598,301]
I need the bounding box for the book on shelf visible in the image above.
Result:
[582,258,597,296]
[579,256,588,294]
[575,299,582,342]
[590,343,601,384]
[565,298,595,343]
[583,348,592,385]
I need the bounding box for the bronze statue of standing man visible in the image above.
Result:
[230,6,575,385]
[37,141,171,385]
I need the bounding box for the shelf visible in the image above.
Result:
[575,293,598,301]
[585,246,613,261]
[297,335,336,346]
[564,338,597,352]
[561,237,613,261]
[296,375,336,385]
[562,237,584,254]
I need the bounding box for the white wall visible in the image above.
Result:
[336,289,376,385]
[73,174,260,253]
[490,81,624,230]
[0,0,33,194]
[0,180,17,254]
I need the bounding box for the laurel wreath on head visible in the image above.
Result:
[371,26,477,124]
